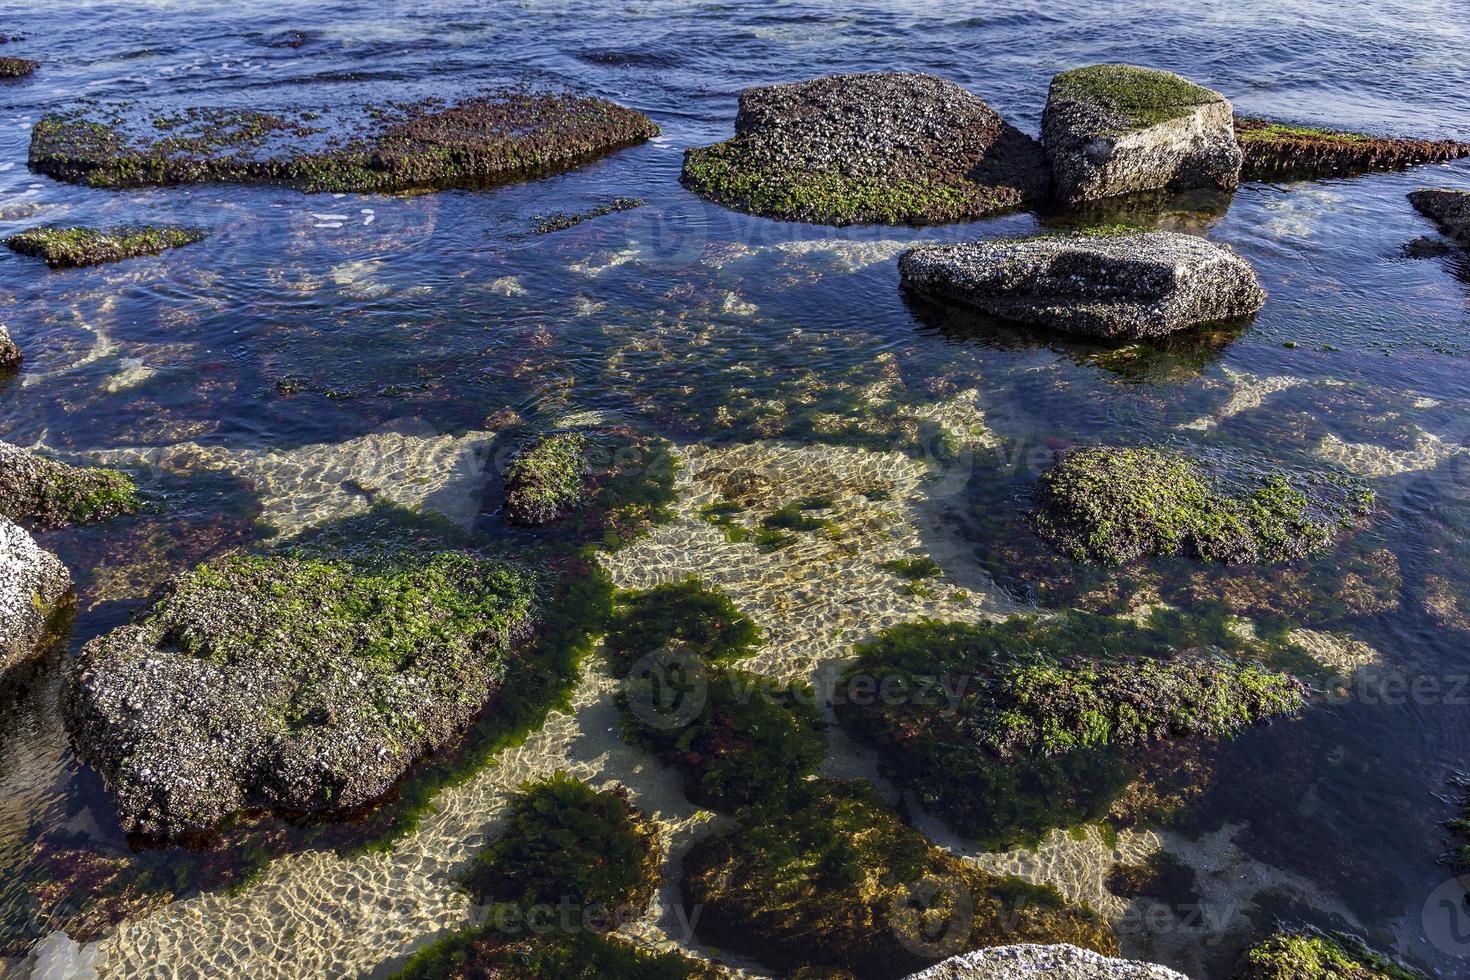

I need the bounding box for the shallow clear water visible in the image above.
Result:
[3,1,1470,977]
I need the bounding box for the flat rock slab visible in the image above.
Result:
[29,90,658,194]
[1410,188,1470,242]
[907,944,1188,980]
[1238,118,1470,179]
[6,225,205,269]
[1043,64,1242,203]
[681,71,1050,226]
[898,230,1265,340]
[0,515,71,684]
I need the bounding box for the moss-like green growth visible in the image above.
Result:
[30,93,658,194]
[1235,117,1470,179]
[0,56,36,78]
[504,432,590,527]
[0,442,141,530]
[835,613,1304,849]
[5,225,204,269]
[394,929,719,980]
[1232,929,1426,980]
[465,773,659,928]
[681,780,1117,977]
[619,665,825,811]
[1050,64,1218,134]
[602,578,760,675]
[533,197,645,234]
[1031,448,1370,566]
[881,557,942,581]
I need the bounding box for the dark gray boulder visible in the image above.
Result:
[0,515,72,685]
[1043,64,1242,203]
[66,548,546,837]
[898,230,1265,340]
[682,72,1051,226]
[0,325,19,372]
[906,944,1189,980]
[1410,188,1470,243]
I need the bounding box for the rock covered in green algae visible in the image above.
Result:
[465,773,660,924]
[503,432,590,526]
[602,577,761,674]
[0,56,36,78]
[619,664,825,811]
[0,515,72,686]
[905,944,1188,980]
[680,780,1117,979]
[29,91,659,194]
[1236,118,1470,180]
[1031,447,1369,566]
[394,929,721,980]
[1042,64,1242,203]
[65,548,547,837]
[0,440,141,531]
[899,231,1264,341]
[835,615,1304,849]
[0,324,19,373]
[1232,930,1426,980]
[1409,188,1470,243]
[5,225,205,269]
[681,72,1051,226]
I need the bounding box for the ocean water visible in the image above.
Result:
[2,1,1470,977]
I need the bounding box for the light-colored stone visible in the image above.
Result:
[0,514,71,683]
[906,943,1188,980]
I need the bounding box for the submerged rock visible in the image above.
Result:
[0,324,19,372]
[898,231,1264,340]
[1031,447,1369,566]
[1232,929,1426,979]
[680,780,1117,978]
[907,944,1188,980]
[66,549,546,837]
[30,92,659,194]
[502,432,590,526]
[1237,118,1470,180]
[6,225,205,269]
[1408,188,1470,243]
[681,72,1051,226]
[0,515,72,685]
[0,441,141,531]
[0,56,36,78]
[1042,64,1242,203]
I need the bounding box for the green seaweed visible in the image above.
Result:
[504,432,590,527]
[533,196,645,234]
[1232,929,1426,980]
[680,780,1117,977]
[0,445,141,530]
[1050,64,1217,134]
[602,578,760,675]
[393,928,717,980]
[5,225,205,269]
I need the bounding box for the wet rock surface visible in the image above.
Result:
[5,225,206,269]
[0,440,141,531]
[898,231,1264,340]
[502,432,590,526]
[681,72,1050,225]
[0,56,36,78]
[0,516,72,684]
[29,91,659,193]
[1409,188,1470,243]
[907,944,1189,980]
[0,324,19,372]
[1237,118,1470,180]
[65,549,546,837]
[1042,64,1242,203]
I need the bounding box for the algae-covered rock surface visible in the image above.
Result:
[1232,929,1426,979]
[898,232,1264,340]
[0,440,141,531]
[0,515,72,685]
[907,943,1189,980]
[5,225,205,269]
[1408,189,1470,243]
[681,72,1050,226]
[1042,64,1242,203]
[66,547,548,837]
[835,613,1304,849]
[1236,118,1470,180]
[29,91,659,193]
[394,930,721,980]
[680,780,1117,978]
[503,432,591,526]
[0,56,36,78]
[1031,447,1369,565]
